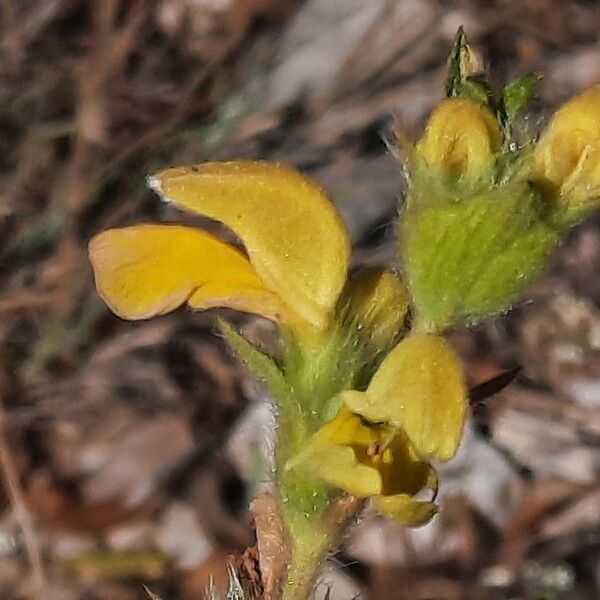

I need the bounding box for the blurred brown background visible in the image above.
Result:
[1,1,599,598]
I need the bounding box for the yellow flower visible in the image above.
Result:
[288,333,467,525]
[88,161,351,337]
[415,98,502,186]
[532,85,600,215]
[287,408,439,526]
[343,333,468,460]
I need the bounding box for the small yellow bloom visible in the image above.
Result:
[342,333,467,460]
[415,98,502,186]
[532,85,600,214]
[89,161,350,336]
[288,333,466,525]
[287,408,438,526]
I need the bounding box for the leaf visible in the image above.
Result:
[469,365,521,405]
[445,27,491,107]
[218,318,291,403]
[445,27,468,98]
[502,73,541,121]
[462,75,492,106]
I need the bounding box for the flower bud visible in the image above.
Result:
[415,99,502,187]
[340,268,409,354]
[532,85,600,221]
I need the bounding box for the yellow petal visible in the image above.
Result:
[285,408,378,469]
[556,140,600,214]
[374,428,439,526]
[187,282,282,316]
[313,445,382,498]
[88,224,288,321]
[416,99,501,184]
[286,408,382,497]
[148,161,350,330]
[378,432,439,497]
[343,334,467,460]
[324,407,381,446]
[339,268,409,351]
[375,494,438,526]
[532,85,600,195]
[288,405,441,503]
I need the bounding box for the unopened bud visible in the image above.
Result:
[532,85,600,222]
[415,99,501,187]
[341,268,409,352]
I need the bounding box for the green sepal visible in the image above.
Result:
[502,73,541,122]
[548,201,599,233]
[445,27,492,108]
[402,184,559,330]
[496,142,534,184]
[321,394,343,423]
[218,317,292,402]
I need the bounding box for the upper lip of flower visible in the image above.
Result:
[88,160,351,336]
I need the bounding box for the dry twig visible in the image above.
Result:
[0,396,46,598]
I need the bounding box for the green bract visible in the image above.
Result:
[403,183,559,330]
[399,31,600,332]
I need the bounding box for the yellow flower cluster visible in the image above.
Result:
[88,160,467,526]
[414,84,600,215]
[88,84,600,529]
[402,85,600,332]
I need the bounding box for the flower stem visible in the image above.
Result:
[274,327,363,599]
[277,457,332,599]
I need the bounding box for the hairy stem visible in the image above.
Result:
[277,466,332,600]
[273,327,364,599]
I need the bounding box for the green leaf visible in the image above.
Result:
[445,28,491,107]
[502,73,541,121]
[218,318,291,402]
[445,27,468,98]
